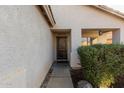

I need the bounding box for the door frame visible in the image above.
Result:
[54,33,71,62]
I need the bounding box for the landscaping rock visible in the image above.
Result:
[77,80,93,88]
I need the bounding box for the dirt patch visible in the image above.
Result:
[112,75,124,88]
[70,68,84,88]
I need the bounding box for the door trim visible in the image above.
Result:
[53,32,71,62]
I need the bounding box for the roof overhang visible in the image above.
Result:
[90,5,124,20]
[82,28,120,31]
[40,5,56,27]
[51,28,71,33]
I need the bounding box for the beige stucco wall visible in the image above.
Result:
[51,5,124,68]
[0,6,53,87]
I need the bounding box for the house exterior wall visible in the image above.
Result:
[0,6,53,87]
[51,5,124,68]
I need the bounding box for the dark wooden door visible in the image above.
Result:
[57,37,67,60]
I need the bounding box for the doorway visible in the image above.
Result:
[56,37,68,61]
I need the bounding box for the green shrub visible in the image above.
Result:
[77,44,124,88]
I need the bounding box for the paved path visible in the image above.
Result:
[46,63,73,88]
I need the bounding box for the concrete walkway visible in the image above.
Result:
[46,63,73,88]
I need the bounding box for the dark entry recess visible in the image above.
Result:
[56,37,67,61]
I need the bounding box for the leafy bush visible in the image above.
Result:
[77,44,124,88]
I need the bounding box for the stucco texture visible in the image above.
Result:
[0,6,53,87]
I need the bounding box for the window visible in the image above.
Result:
[81,29,112,46]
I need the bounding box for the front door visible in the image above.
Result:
[56,37,67,61]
